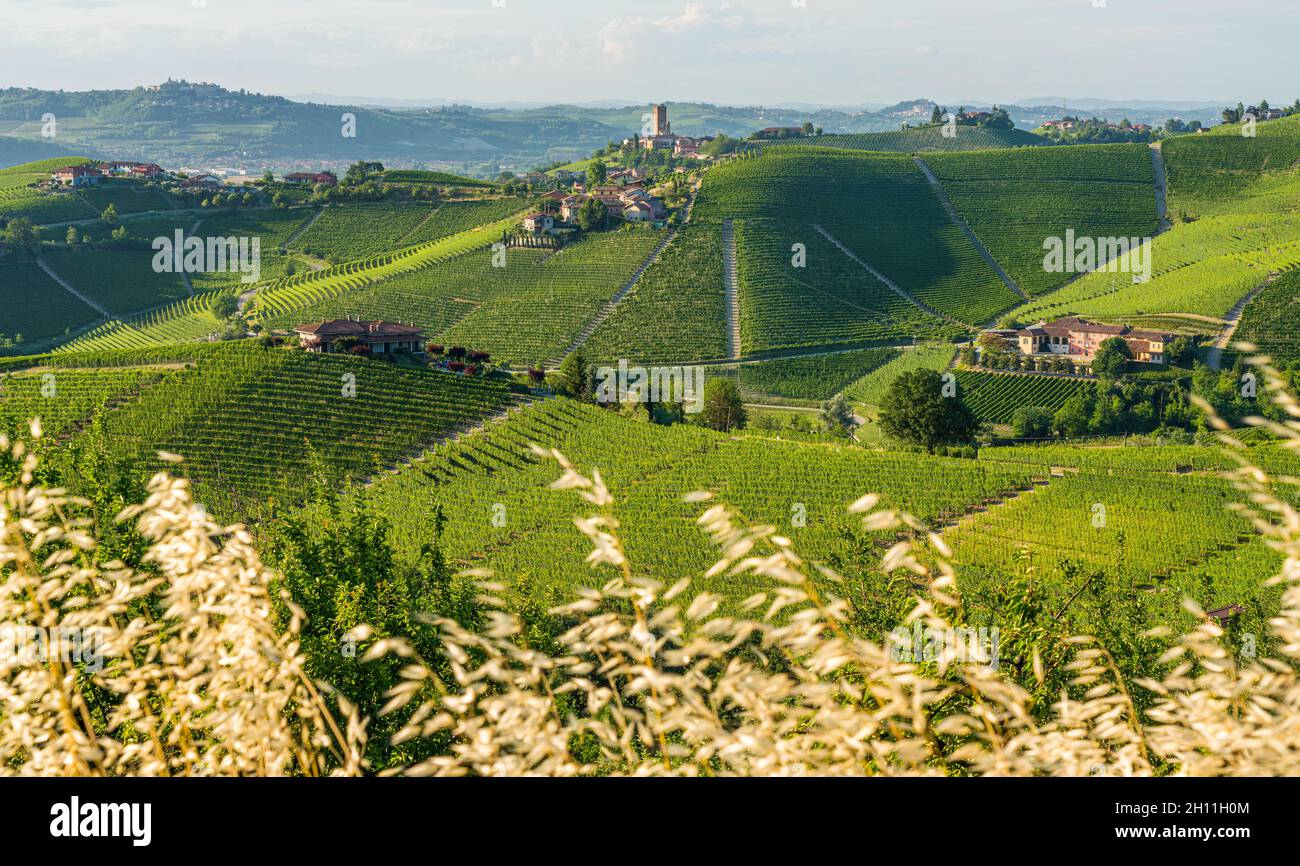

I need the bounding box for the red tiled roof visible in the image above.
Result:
[296,319,424,338]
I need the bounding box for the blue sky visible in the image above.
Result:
[1,0,1296,106]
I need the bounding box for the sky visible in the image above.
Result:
[1,0,1297,107]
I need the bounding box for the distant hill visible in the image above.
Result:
[765,125,1048,153]
[0,135,93,170]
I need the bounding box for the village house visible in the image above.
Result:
[1005,317,1176,364]
[674,137,704,157]
[284,171,338,186]
[181,174,223,190]
[560,195,587,222]
[622,200,654,222]
[295,319,426,355]
[522,212,556,235]
[51,165,102,187]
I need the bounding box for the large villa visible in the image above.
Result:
[987,316,1177,364]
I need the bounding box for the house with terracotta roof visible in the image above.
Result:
[1010,316,1176,364]
[51,165,102,187]
[522,212,556,234]
[295,319,426,354]
[284,171,338,186]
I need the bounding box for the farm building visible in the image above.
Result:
[51,166,102,187]
[295,319,427,355]
[284,171,338,186]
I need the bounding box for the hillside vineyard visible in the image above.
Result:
[3,84,1300,790]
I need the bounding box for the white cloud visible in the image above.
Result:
[0,0,1295,104]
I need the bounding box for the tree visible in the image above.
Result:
[878,369,978,453]
[1012,406,1054,439]
[701,378,746,432]
[211,293,240,320]
[101,203,119,226]
[1166,336,1195,367]
[801,122,815,136]
[820,394,856,436]
[2,217,41,255]
[587,161,608,187]
[1092,337,1132,377]
[553,351,590,400]
[577,197,607,231]
[65,226,79,245]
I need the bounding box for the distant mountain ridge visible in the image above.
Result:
[0,82,1230,175]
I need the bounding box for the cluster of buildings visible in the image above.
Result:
[51,161,163,187]
[48,162,338,192]
[1245,105,1287,121]
[985,317,1177,365]
[625,105,713,157]
[522,182,667,235]
[1039,118,1153,133]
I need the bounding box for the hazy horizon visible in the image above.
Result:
[2,0,1296,107]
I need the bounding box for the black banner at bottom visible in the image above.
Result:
[3,776,1288,854]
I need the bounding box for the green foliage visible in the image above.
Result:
[1093,337,1133,377]
[702,378,746,432]
[879,368,978,452]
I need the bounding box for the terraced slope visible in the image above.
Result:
[0,365,168,440]
[732,219,962,352]
[83,342,514,518]
[952,443,1288,633]
[1012,212,1300,322]
[261,227,664,366]
[843,344,957,406]
[252,212,521,323]
[1164,114,1300,218]
[692,148,1020,329]
[736,347,900,402]
[41,247,188,315]
[0,260,103,349]
[1234,269,1300,361]
[290,201,438,262]
[401,199,529,246]
[57,291,237,353]
[584,223,729,364]
[952,370,1091,424]
[350,399,1042,603]
[924,144,1159,296]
